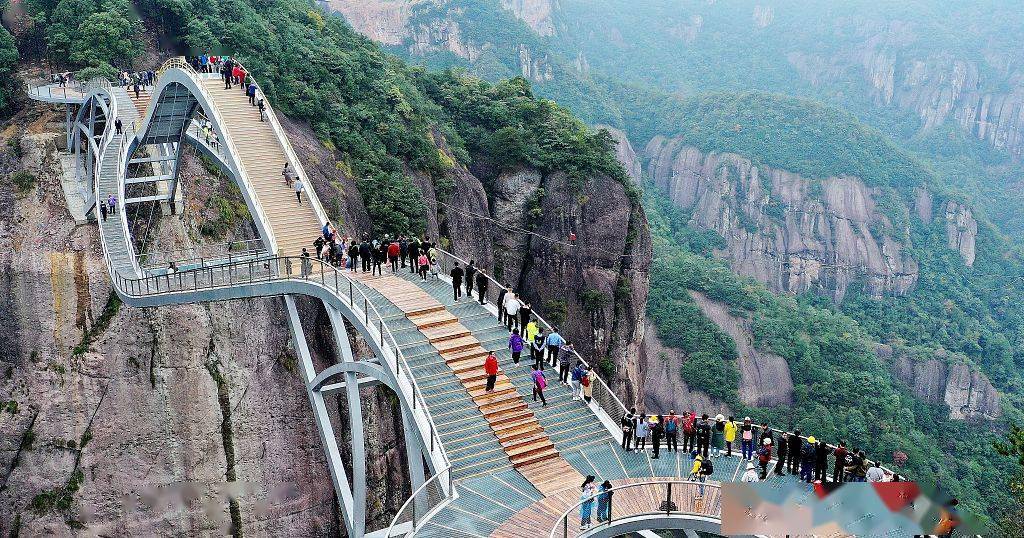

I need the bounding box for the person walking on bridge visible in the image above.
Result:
[518,301,532,333]
[399,236,409,268]
[408,237,420,274]
[115,118,122,135]
[570,361,585,400]
[450,262,464,301]
[530,364,547,406]
[546,328,565,371]
[509,329,524,364]
[503,291,521,332]
[464,259,476,296]
[258,97,266,122]
[293,177,304,204]
[497,286,507,324]
[475,269,489,304]
[417,252,429,281]
[388,239,400,273]
[484,351,499,392]
[531,330,545,370]
[248,81,258,106]
[282,162,294,187]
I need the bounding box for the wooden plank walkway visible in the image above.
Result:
[492,477,721,538]
[356,272,581,496]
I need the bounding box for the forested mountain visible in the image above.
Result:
[322,0,1024,528]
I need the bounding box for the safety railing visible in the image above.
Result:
[385,465,454,536]
[138,238,266,269]
[26,79,86,101]
[550,480,721,538]
[432,248,629,433]
[106,253,447,463]
[154,57,279,252]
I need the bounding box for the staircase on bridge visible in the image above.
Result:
[97,87,144,275]
[202,78,319,256]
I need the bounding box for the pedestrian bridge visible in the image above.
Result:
[29,58,837,537]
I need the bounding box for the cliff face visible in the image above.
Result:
[880,345,1001,420]
[786,21,1024,159]
[0,103,407,536]
[434,160,652,404]
[643,138,919,301]
[500,0,556,36]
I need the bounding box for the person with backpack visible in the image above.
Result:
[682,411,696,453]
[800,436,817,483]
[756,438,772,480]
[775,432,788,476]
[650,416,664,459]
[620,407,636,451]
[508,329,524,365]
[832,441,848,483]
[530,365,547,406]
[581,371,592,403]
[696,414,711,458]
[634,414,650,453]
[483,351,499,392]
[689,455,709,498]
[741,417,754,460]
[570,361,586,400]
[724,416,737,457]
[712,415,725,457]
[665,411,679,452]
[531,331,546,370]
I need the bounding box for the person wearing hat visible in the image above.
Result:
[800,436,818,483]
[756,437,772,480]
[712,415,725,457]
[741,461,759,482]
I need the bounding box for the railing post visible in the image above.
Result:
[349,281,353,303]
[666,482,672,514]
[379,319,384,345]
[364,298,368,324]
[562,516,568,538]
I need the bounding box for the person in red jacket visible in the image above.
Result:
[682,411,697,453]
[387,239,400,273]
[484,351,499,392]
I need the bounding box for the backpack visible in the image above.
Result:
[581,375,590,387]
[700,459,714,475]
[665,419,677,434]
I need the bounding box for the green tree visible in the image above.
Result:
[995,425,1024,537]
[0,25,20,116]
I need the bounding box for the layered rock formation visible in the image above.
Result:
[643,138,919,301]
[500,0,556,36]
[880,345,1001,420]
[943,200,977,267]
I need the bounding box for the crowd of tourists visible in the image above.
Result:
[300,223,443,281]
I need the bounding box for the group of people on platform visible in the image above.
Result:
[300,223,442,281]
[618,410,895,485]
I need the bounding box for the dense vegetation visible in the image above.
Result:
[645,185,1020,524]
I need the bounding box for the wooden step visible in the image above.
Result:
[511,446,560,468]
[506,438,555,460]
[435,336,480,355]
[480,399,527,419]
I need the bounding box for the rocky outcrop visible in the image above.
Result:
[641,319,723,414]
[500,0,556,36]
[943,200,977,267]
[880,345,1001,420]
[598,126,641,183]
[643,139,919,301]
[689,292,793,407]
[0,102,406,536]
[786,22,1024,159]
[319,0,414,46]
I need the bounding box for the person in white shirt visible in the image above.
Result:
[503,291,522,332]
[294,177,304,204]
[741,462,759,483]
[866,461,887,482]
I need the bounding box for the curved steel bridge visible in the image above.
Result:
[29,58,839,538]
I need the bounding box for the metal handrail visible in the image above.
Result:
[432,248,630,431]
[227,57,331,229]
[138,238,267,269]
[385,464,454,536]
[155,57,279,253]
[106,252,448,468]
[549,480,721,538]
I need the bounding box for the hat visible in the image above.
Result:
[696,455,703,461]
[763,438,772,445]
[649,416,658,424]
[744,416,751,421]
[808,436,817,444]
[746,462,755,470]
[715,414,724,421]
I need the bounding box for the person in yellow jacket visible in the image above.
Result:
[724,416,737,457]
[689,455,709,498]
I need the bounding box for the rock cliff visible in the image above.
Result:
[786,21,1024,159]
[943,200,977,267]
[879,345,1001,420]
[643,138,919,301]
[0,101,408,536]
